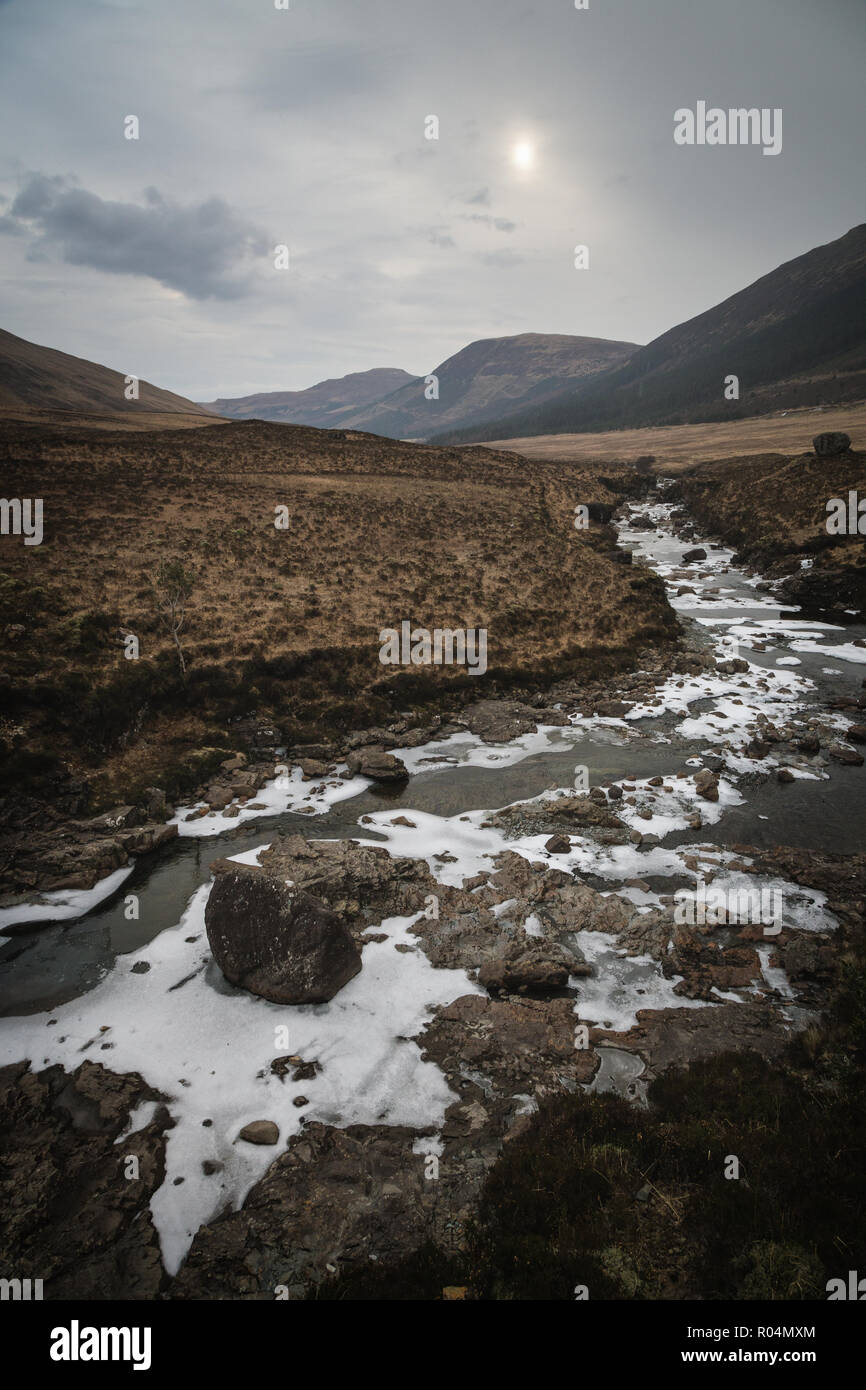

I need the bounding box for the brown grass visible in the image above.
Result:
[484,402,866,470]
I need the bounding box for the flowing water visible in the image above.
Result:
[1,486,863,1274]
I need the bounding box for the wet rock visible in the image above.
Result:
[829,743,864,766]
[847,725,866,745]
[796,734,821,754]
[205,866,362,1004]
[681,547,707,563]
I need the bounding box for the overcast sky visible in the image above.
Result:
[0,0,863,400]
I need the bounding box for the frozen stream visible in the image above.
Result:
[1,484,863,1274]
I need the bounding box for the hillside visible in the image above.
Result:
[0,328,216,423]
[199,367,414,427]
[670,442,866,611]
[436,225,866,443]
[0,417,673,805]
[485,402,866,471]
[341,332,638,440]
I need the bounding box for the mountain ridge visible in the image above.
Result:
[433,224,866,443]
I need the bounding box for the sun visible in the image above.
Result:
[512,140,535,170]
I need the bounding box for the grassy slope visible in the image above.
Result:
[0,418,674,803]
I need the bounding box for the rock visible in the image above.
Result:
[345,749,409,783]
[460,700,537,742]
[478,943,573,996]
[694,768,720,801]
[776,768,796,783]
[681,547,707,563]
[847,725,866,745]
[299,759,329,779]
[238,1120,279,1146]
[544,834,571,854]
[0,1060,168,1299]
[813,431,851,458]
[142,787,168,821]
[205,868,363,1004]
[594,700,632,718]
[95,805,138,830]
[205,785,233,811]
[829,743,864,766]
[796,734,821,754]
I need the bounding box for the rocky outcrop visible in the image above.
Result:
[205,866,362,1004]
[0,1060,170,1300]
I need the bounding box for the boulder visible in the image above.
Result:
[345,749,409,783]
[681,547,707,563]
[544,834,571,854]
[205,867,362,1004]
[813,431,851,458]
[828,742,864,766]
[478,944,573,996]
[238,1120,279,1146]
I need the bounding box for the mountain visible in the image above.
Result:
[0,327,213,421]
[199,368,414,427]
[434,224,866,444]
[340,333,639,440]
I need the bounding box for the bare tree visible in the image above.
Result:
[149,559,194,679]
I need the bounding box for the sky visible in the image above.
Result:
[0,0,863,401]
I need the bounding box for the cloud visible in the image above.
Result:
[465,187,491,205]
[478,249,524,268]
[461,213,517,232]
[6,174,270,300]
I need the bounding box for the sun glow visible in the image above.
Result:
[512,140,535,170]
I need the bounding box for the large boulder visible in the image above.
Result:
[813,431,851,458]
[205,867,362,1004]
[345,748,409,783]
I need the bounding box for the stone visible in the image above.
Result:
[544,834,571,854]
[681,547,707,563]
[813,431,851,458]
[238,1120,279,1146]
[205,867,362,1004]
[345,749,409,783]
[828,743,864,766]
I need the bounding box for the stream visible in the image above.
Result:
[1,483,863,1274]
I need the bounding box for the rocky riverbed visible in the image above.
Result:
[1,481,864,1299]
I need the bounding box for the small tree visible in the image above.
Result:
[149,559,194,679]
